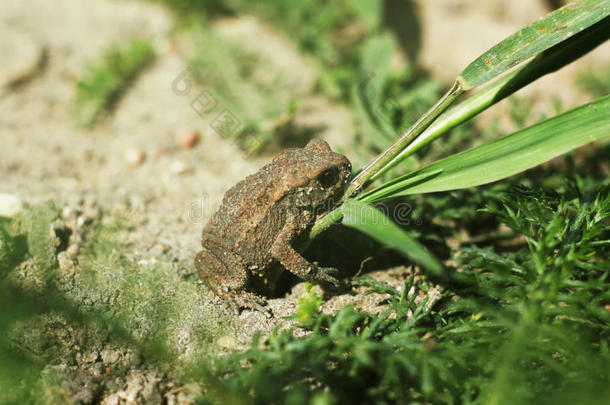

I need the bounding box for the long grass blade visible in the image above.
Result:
[342,199,443,275]
[459,0,610,90]
[369,16,610,182]
[366,95,609,200]
[343,1,609,198]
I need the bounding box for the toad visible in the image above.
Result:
[195,139,351,314]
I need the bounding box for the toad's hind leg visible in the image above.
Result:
[195,247,270,316]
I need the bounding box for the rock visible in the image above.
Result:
[67,244,80,256]
[0,194,23,217]
[174,129,200,149]
[101,393,121,405]
[216,335,238,350]
[124,147,145,167]
[169,160,191,175]
[57,251,76,273]
[0,28,44,88]
[81,350,99,364]
[166,383,202,405]
[101,348,120,364]
[104,371,162,404]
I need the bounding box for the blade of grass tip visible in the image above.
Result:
[387,95,610,197]
[369,15,610,182]
[458,0,610,90]
[341,199,443,276]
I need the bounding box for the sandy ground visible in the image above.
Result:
[1,0,606,402]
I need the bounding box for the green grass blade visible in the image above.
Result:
[344,82,462,199]
[360,169,443,203]
[459,0,610,90]
[352,85,394,151]
[344,2,609,198]
[341,199,443,275]
[369,17,610,182]
[73,38,155,127]
[367,94,610,199]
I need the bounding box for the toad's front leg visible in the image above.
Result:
[270,216,341,287]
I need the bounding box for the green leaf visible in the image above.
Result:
[459,0,610,90]
[341,199,443,275]
[368,94,610,198]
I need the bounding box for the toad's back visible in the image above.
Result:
[202,162,286,264]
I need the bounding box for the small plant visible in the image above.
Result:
[73,38,155,127]
[295,283,324,323]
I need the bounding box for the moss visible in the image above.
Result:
[0,216,28,275]
[73,38,155,127]
[23,201,59,271]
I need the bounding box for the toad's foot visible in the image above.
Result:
[271,218,343,289]
[222,290,272,318]
[310,262,341,287]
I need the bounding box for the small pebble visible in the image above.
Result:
[169,160,190,175]
[1,29,43,88]
[216,336,238,350]
[174,129,200,149]
[123,147,145,167]
[0,193,22,217]
[67,244,80,257]
[57,251,76,272]
[61,206,75,219]
[81,350,99,364]
[101,348,120,364]
[101,393,120,405]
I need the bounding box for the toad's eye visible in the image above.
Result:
[317,167,338,188]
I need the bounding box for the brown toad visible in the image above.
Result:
[195,139,351,314]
